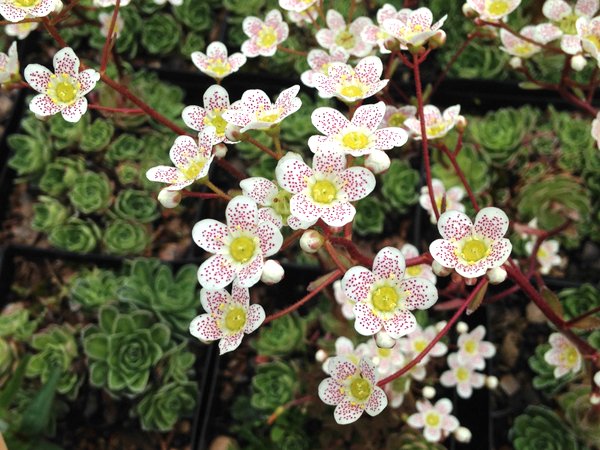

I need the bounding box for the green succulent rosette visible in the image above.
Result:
[250,361,298,412]
[353,196,385,236]
[116,163,141,186]
[48,218,100,253]
[559,386,600,446]
[68,171,113,214]
[509,405,580,450]
[48,113,89,150]
[559,284,600,322]
[135,381,197,432]
[385,429,445,450]
[162,344,196,384]
[102,220,149,255]
[0,337,14,378]
[381,160,420,213]
[80,118,115,152]
[172,0,211,30]
[528,343,575,394]
[113,189,159,223]
[7,134,52,176]
[141,13,181,55]
[0,307,41,341]
[31,196,69,232]
[70,268,120,310]
[254,313,305,356]
[83,306,171,396]
[39,157,85,196]
[105,134,143,164]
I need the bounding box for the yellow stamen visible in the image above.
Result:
[460,239,489,264]
[311,180,337,204]
[229,236,256,263]
[257,25,277,48]
[371,285,399,312]
[224,306,247,332]
[350,377,371,401]
[342,131,369,150]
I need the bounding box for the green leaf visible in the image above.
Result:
[83,334,109,360]
[99,306,119,333]
[18,366,61,436]
[89,362,108,387]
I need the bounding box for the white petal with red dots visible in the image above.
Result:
[339,167,376,201]
[182,105,207,131]
[235,254,264,288]
[29,93,61,117]
[256,220,283,256]
[351,102,385,130]
[373,246,406,280]
[170,136,200,171]
[383,309,417,338]
[437,210,474,240]
[320,202,355,227]
[401,278,438,310]
[24,64,53,93]
[354,301,383,336]
[53,47,79,75]
[318,377,345,405]
[240,177,278,205]
[334,400,365,424]
[244,303,265,333]
[474,207,509,240]
[311,107,349,136]
[342,266,375,302]
[189,314,223,341]
[429,239,459,269]
[192,219,229,253]
[200,288,230,315]
[276,153,312,194]
[198,254,236,289]
[226,196,258,230]
[218,332,244,354]
[78,69,100,95]
[290,193,321,223]
[329,357,358,380]
[365,386,388,416]
[60,97,88,123]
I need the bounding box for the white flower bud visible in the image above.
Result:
[315,349,328,363]
[509,56,523,69]
[456,321,469,334]
[462,3,476,17]
[375,330,396,349]
[486,375,499,390]
[571,55,587,72]
[300,230,324,253]
[454,426,472,443]
[435,320,447,332]
[487,267,507,284]
[260,260,284,285]
[422,386,436,399]
[214,143,228,159]
[365,151,391,174]
[225,123,242,142]
[430,30,446,48]
[432,260,452,277]
[456,115,467,131]
[594,371,600,388]
[157,189,181,208]
[53,0,63,13]
[591,392,600,405]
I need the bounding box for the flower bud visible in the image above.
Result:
[157,189,181,208]
[429,30,446,48]
[485,375,499,390]
[487,267,507,284]
[456,321,469,334]
[456,115,467,132]
[594,371,600,388]
[571,54,587,72]
[462,3,476,17]
[261,260,284,285]
[225,124,242,142]
[315,349,328,363]
[365,151,391,174]
[214,143,228,159]
[300,230,324,253]
[454,426,472,443]
[422,386,436,399]
[375,330,396,349]
[509,56,523,69]
[435,320,447,332]
[591,392,600,405]
[432,260,452,277]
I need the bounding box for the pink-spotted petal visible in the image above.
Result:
[275,85,301,113]
[206,41,228,59]
[536,23,562,43]
[354,56,384,85]
[374,127,408,149]
[189,314,223,341]
[275,154,312,194]
[235,254,264,288]
[311,106,349,136]
[192,219,228,253]
[290,193,322,223]
[351,102,385,130]
[320,202,355,227]
[146,166,187,188]
[240,89,272,113]
[244,303,265,333]
[0,3,27,22]
[53,47,79,75]
[256,220,283,256]
[353,302,383,336]
[326,9,346,30]
[77,69,99,95]
[243,16,264,36]
[334,400,365,424]
[435,398,453,415]
[258,207,283,228]
[576,0,599,17]
[561,34,582,54]
[218,332,244,354]
[342,266,375,302]
[318,377,345,405]
[29,93,60,117]
[485,238,513,268]
[60,97,88,123]
[240,177,278,205]
[170,135,200,170]
[200,288,230,315]
[407,412,425,428]
[401,278,438,310]
[408,7,433,29]
[24,64,53,93]
[329,357,358,380]
[429,239,459,269]
[226,195,258,230]
[313,147,347,174]
[454,258,491,278]
[437,210,473,240]
[231,281,250,307]
[204,84,230,111]
[198,254,236,289]
[383,309,417,339]
[365,386,388,417]
[474,207,509,240]
[307,135,328,153]
[359,358,376,384]
[340,167,375,201]
[198,127,216,153]
[182,105,207,132]
[443,415,459,432]
[424,427,442,442]
[373,246,406,280]
[543,0,572,20]
[229,52,246,71]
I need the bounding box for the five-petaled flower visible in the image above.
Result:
[146,127,216,190]
[404,104,461,140]
[577,15,600,64]
[382,104,416,129]
[241,9,289,58]
[398,322,447,363]
[544,332,582,378]
[300,48,349,90]
[400,244,437,284]
[193,195,283,289]
[429,207,513,279]
[189,282,265,355]
[342,246,438,339]
[5,21,38,40]
[94,0,131,6]
[440,353,485,399]
[316,9,373,57]
[24,47,100,123]
[407,398,460,442]
[0,0,59,22]
[499,26,543,58]
[223,85,302,133]
[312,56,388,103]
[382,7,447,48]
[182,85,235,144]
[318,356,388,424]
[239,176,294,229]
[419,178,465,224]
[541,0,599,54]
[456,325,496,370]
[525,239,562,275]
[466,0,522,21]
[362,3,407,53]
[309,101,408,159]
[275,148,375,227]
[0,42,19,86]
[191,41,246,80]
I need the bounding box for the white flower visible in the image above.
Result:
[440,353,485,398]
[316,9,373,57]
[189,282,265,355]
[146,127,215,190]
[300,48,349,90]
[525,239,562,275]
[193,196,283,289]
[0,0,58,22]
[287,6,319,26]
[544,332,582,378]
[456,325,496,370]
[24,47,100,123]
[342,247,438,338]
[499,26,543,58]
[153,0,182,5]
[404,104,461,140]
[5,21,38,39]
[275,148,375,227]
[279,0,317,12]
[333,280,355,320]
[466,0,521,21]
[309,101,408,158]
[540,0,599,54]
[382,104,416,129]
[312,56,388,103]
[182,85,235,144]
[400,244,437,284]
[322,336,359,374]
[429,207,512,279]
[577,15,600,63]
[318,356,388,424]
[223,85,302,133]
[407,398,460,442]
[356,338,405,378]
[0,42,19,85]
[240,176,298,229]
[362,4,408,53]
[99,11,124,38]
[382,7,447,48]
[398,323,447,363]
[191,42,246,80]
[419,178,465,224]
[241,9,289,58]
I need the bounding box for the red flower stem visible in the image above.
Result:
[280,230,303,252]
[476,19,562,54]
[263,269,342,325]
[243,135,280,160]
[51,0,80,24]
[413,52,440,221]
[203,180,231,201]
[378,278,488,387]
[328,237,373,267]
[276,45,308,57]
[325,240,349,273]
[587,66,599,104]
[215,158,246,181]
[88,104,144,114]
[347,0,357,22]
[397,51,414,69]
[483,283,522,304]
[437,144,479,212]
[180,191,222,199]
[526,219,571,273]
[99,0,121,74]
[0,18,41,25]
[566,305,600,327]
[406,253,433,266]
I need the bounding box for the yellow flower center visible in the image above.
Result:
[372,285,399,313]
[425,122,447,138]
[585,34,600,51]
[338,80,367,101]
[204,111,228,136]
[464,339,477,354]
[557,13,579,35]
[350,377,371,401]
[257,26,278,48]
[47,74,80,105]
[13,0,39,6]
[388,112,407,127]
[560,347,579,367]
[406,265,422,277]
[413,339,427,353]
[537,247,548,258]
[460,239,489,263]
[378,347,391,358]
[425,412,440,427]
[335,30,357,50]
[206,58,231,78]
[485,0,510,16]
[456,367,470,382]
[256,107,281,123]
[311,180,337,204]
[342,131,369,150]
[224,306,247,332]
[229,236,256,263]
[272,189,292,217]
[181,160,206,180]
[513,43,536,56]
